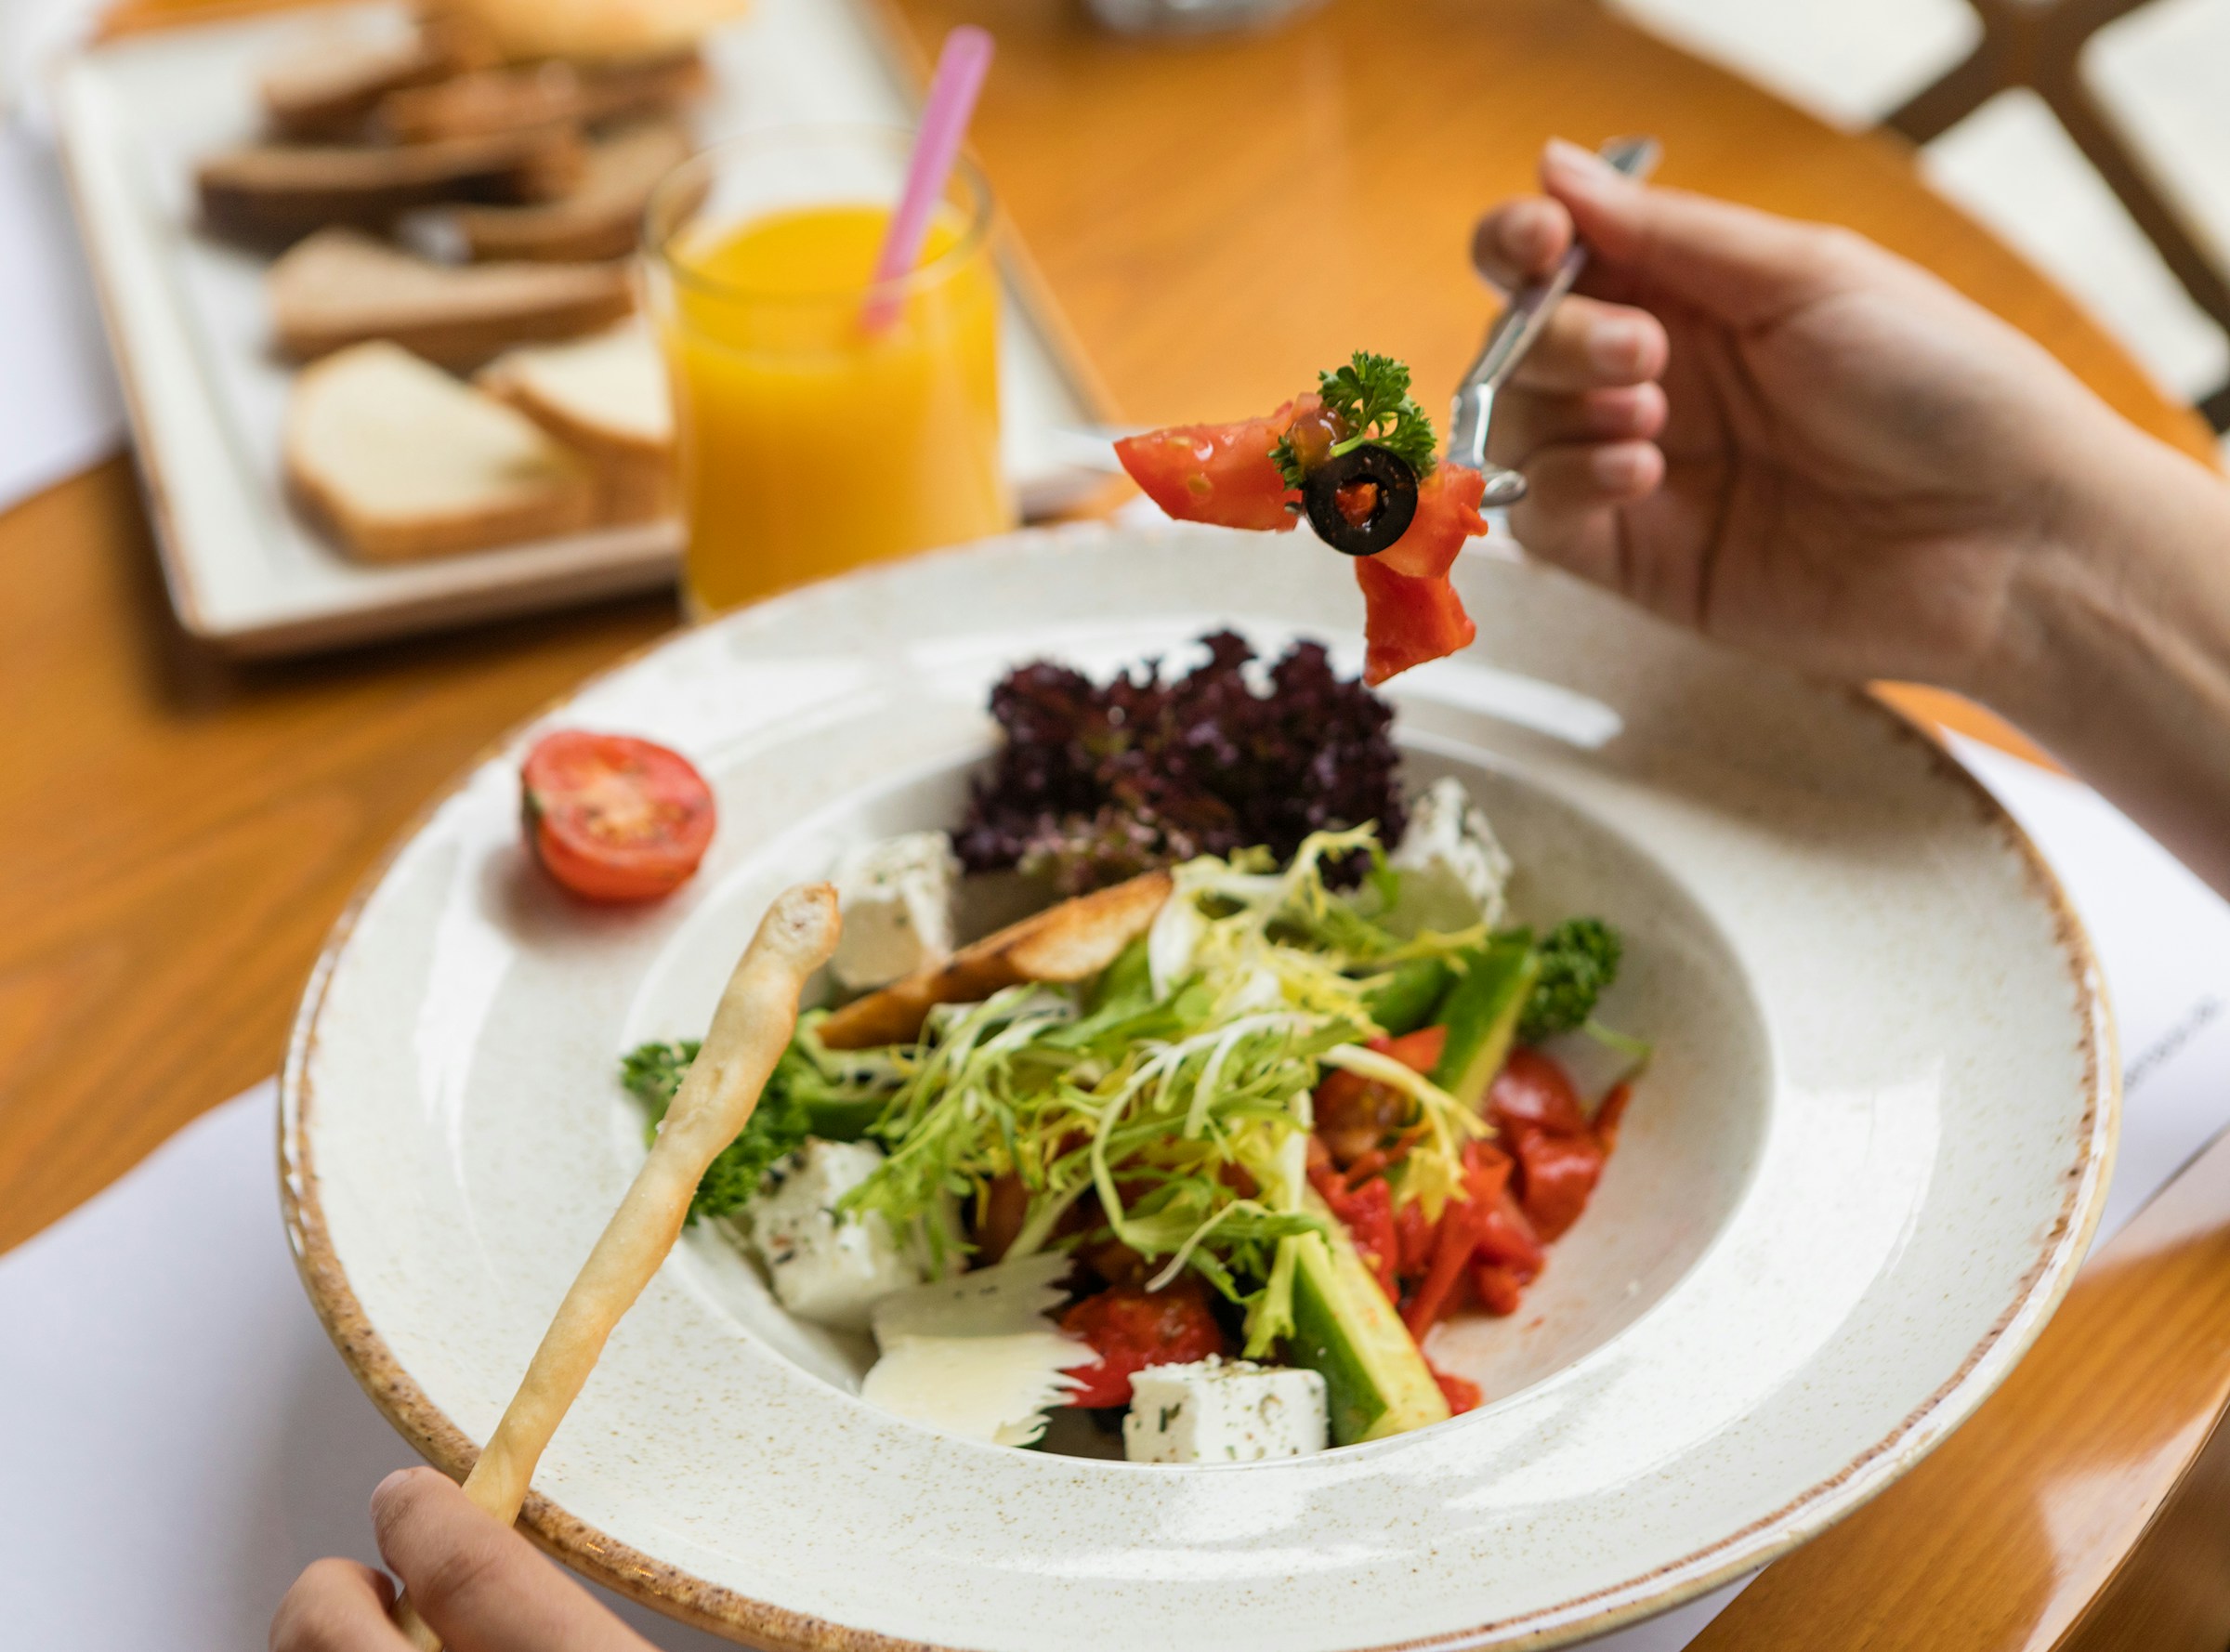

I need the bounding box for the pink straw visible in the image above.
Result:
[859,25,994,333]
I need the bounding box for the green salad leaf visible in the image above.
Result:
[1271,351,1439,488]
[621,1018,901,1223]
[832,825,1489,1348]
[1518,917,1623,1042]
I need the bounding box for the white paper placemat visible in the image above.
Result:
[7,736,2228,1650]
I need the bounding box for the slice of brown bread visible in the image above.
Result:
[377,51,707,143]
[478,322,674,520]
[284,340,597,561]
[260,33,455,142]
[450,120,689,262]
[198,125,584,244]
[269,228,634,367]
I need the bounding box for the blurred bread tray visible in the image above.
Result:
[56,0,1112,656]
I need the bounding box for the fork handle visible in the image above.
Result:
[1446,136,1661,473]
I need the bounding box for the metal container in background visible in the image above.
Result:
[1085,0,1330,35]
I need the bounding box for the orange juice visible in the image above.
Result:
[653,195,1011,614]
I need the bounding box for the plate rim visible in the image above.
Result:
[278,522,2119,1651]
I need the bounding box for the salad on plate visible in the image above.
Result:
[616,634,1645,1463]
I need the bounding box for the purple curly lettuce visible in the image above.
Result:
[955,632,1406,894]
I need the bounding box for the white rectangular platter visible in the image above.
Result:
[55,0,1109,656]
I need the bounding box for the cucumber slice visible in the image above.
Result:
[803,1094,885,1142]
[1360,955,1454,1036]
[1287,1188,1451,1444]
[1429,936,1540,1109]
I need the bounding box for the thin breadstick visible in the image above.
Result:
[392,882,840,1650]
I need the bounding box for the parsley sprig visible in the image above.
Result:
[1270,351,1439,488]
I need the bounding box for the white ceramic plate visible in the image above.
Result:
[282,523,2114,1651]
[55,0,1108,656]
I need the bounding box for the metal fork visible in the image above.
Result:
[1446,136,1662,507]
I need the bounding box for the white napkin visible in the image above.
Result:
[0,119,125,517]
[5,738,2228,1651]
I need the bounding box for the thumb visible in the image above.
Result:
[371,1468,649,1652]
[1540,138,1856,327]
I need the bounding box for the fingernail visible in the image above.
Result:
[372,1469,415,1511]
[1543,138,1622,186]
[1588,318,1646,374]
[1592,444,1653,492]
[1511,201,1556,262]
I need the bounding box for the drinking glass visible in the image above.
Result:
[644,127,1013,617]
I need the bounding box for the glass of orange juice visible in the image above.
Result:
[643,126,1014,617]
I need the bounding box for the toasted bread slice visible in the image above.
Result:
[450,120,689,262]
[198,126,584,244]
[479,321,674,520]
[378,51,707,143]
[819,871,1174,1050]
[259,31,455,141]
[270,228,634,367]
[285,341,597,560]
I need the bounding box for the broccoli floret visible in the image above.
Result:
[620,1039,814,1223]
[1519,918,1622,1042]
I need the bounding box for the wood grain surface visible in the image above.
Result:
[1691,1114,2230,1652]
[0,463,673,1252]
[7,1,2229,1645]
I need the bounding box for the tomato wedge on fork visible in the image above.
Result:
[521,730,716,902]
[1111,364,1493,685]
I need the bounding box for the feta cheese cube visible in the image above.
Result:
[747,1139,921,1331]
[830,832,960,990]
[1122,1357,1330,1463]
[1388,777,1513,934]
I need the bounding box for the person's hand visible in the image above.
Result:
[270,1467,653,1651]
[1471,138,2168,693]
[1474,139,2230,895]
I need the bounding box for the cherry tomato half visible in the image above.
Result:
[1355,555,1477,686]
[1373,464,1489,581]
[1112,396,1316,532]
[521,730,715,903]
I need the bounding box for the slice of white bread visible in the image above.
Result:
[450,120,691,261]
[285,340,597,560]
[269,228,634,367]
[478,321,675,521]
[198,125,584,244]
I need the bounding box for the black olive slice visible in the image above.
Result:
[1302,443,1420,557]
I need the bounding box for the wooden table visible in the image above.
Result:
[10,0,2228,1645]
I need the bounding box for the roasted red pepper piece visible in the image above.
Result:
[1433,1364,1484,1413]
[1472,1185,1544,1276]
[1311,1170,1400,1305]
[1489,1050,1609,1241]
[1058,1276,1228,1408]
[1471,1262,1526,1318]
[1506,1130,1605,1241]
[1594,1081,1633,1154]
[1395,1197,1436,1279]
[1402,1146,1515,1338]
